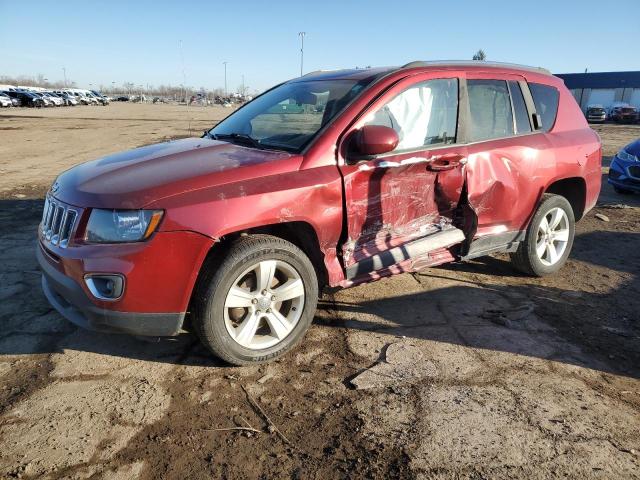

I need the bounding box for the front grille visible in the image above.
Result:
[629,165,640,179]
[41,196,79,248]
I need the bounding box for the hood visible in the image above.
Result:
[53,138,300,208]
[625,139,640,157]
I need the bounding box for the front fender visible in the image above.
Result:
[149,166,347,285]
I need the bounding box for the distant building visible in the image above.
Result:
[556,71,640,112]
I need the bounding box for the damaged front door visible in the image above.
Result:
[338,74,467,281]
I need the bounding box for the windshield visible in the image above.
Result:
[208,79,370,152]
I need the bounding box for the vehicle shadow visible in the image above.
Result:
[1,199,638,378]
[319,227,640,379]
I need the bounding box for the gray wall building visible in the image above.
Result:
[555,71,640,113]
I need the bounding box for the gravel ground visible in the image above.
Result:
[0,105,639,479]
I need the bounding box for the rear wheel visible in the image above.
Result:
[193,235,318,365]
[510,194,575,276]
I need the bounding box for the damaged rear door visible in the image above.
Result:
[462,73,556,258]
[337,73,467,281]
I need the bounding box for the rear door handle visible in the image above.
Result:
[427,153,465,171]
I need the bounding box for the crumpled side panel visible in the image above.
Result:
[339,150,466,269]
[464,136,554,237]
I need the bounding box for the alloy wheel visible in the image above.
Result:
[223,260,305,350]
[535,207,570,266]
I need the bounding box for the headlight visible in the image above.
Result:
[85,209,163,243]
[617,149,638,162]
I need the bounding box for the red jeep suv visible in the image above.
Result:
[38,61,601,365]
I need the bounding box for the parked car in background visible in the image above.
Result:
[4,90,44,107]
[42,92,64,106]
[116,95,130,101]
[72,92,93,105]
[0,93,12,107]
[585,104,606,123]
[38,61,601,365]
[60,92,78,106]
[29,92,53,107]
[608,138,640,194]
[609,104,639,124]
[52,91,79,106]
[90,90,110,105]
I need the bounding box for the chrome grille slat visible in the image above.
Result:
[41,195,79,249]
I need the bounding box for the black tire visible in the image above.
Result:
[510,194,575,277]
[613,186,634,195]
[192,235,318,366]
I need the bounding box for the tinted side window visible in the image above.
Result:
[467,80,514,142]
[508,81,532,134]
[364,78,458,150]
[529,83,559,132]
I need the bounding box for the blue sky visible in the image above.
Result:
[1,0,638,93]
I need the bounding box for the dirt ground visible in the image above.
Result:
[0,104,639,479]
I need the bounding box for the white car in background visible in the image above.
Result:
[0,93,12,107]
[53,91,79,106]
[42,92,64,106]
[70,91,93,105]
[61,93,78,106]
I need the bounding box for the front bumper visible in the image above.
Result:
[38,246,184,335]
[608,155,640,192]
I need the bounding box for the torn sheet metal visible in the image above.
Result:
[338,147,466,270]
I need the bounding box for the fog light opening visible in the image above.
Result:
[84,274,125,301]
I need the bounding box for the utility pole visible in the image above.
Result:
[298,32,306,76]
[241,74,245,96]
[62,67,67,87]
[223,61,228,97]
[179,40,187,102]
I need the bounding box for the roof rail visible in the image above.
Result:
[401,60,551,75]
[302,69,339,77]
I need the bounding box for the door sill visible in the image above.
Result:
[345,226,465,280]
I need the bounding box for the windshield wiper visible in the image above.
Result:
[210,133,265,149]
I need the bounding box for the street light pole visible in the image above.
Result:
[223,61,228,97]
[62,67,67,87]
[298,32,306,76]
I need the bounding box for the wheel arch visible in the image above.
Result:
[544,177,587,221]
[187,221,328,319]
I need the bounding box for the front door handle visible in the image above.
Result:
[427,153,464,171]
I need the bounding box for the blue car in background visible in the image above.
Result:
[608,138,640,194]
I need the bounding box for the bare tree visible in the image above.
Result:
[472,49,487,61]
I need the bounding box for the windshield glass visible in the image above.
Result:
[209,79,370,152]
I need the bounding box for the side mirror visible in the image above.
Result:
[353,125,399,157]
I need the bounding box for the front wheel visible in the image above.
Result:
[510,194,575,276]
[193,235,318,365]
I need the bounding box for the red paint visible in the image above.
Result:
[355,125,400,155]
[40,62,601,316]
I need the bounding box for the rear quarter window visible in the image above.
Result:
[529,83,559,132]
